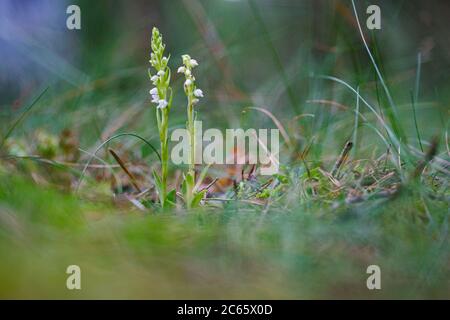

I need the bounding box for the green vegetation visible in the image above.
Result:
[148,27,173,208]
[0,0,448,298]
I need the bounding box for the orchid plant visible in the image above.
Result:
[178,55,203,176]
[178,54,205,208]
[148,27,174,208]
[178,54,204,208]
[149,27,206,209]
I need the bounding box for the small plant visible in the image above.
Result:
[178,54,205,208]
[148,27,174,208]
[148,28,205,209]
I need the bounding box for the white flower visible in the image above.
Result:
[157,70,165,77]
[151,95,159,103]
[194,89,203,98]
[184,79,192,86]
[192,98,199,105]
[150,75,158,82]
[162,57,168,63]
[190,59,198,67]
[157,99,168,109]
[182,54,190,64]
[150,87,160,102]
[177,66,186,74]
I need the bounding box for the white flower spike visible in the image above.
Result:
[149,27,173,208]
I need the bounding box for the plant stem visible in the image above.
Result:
[188,100,195,177]
[158,107,169,208]
[185,100,196,209]
[162,113,168,203]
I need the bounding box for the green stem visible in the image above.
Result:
[184,100,196,209]
[158,107,169,208]
[161,139,168,205]
[188,101,195,177]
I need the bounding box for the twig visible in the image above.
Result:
[331,141,353,177]
[109,148,142,193]
[411,136,439,180]
[203,197,265,206]
[199,178,219,193]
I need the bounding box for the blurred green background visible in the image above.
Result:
[1,0,449,157]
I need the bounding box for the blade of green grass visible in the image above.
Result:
[414,52,422,103]
[352,86,360,157]
[351,0,407,143]
[410,90,424,152]
[0,86,49,151]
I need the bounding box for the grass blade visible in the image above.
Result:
[410,90,424,152]
[0,86,49,151]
